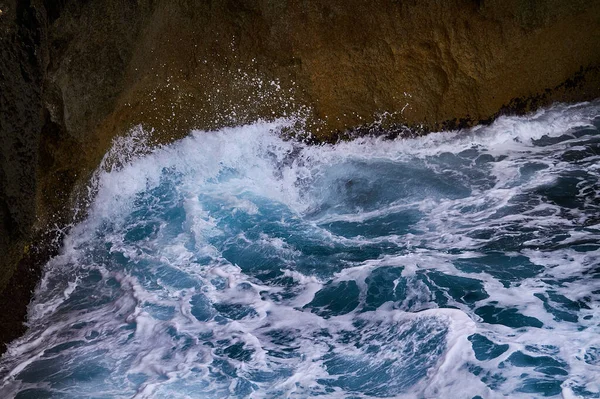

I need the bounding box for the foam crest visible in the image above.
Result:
[1,101,599,398]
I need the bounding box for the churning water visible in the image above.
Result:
[1,102,600,398]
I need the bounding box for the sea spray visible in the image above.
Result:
[1,102,599,398]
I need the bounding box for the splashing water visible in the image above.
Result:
[1,102,600,398]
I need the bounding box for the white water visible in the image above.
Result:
[0,102,599,398]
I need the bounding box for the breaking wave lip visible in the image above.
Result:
[0,100,599,398]
[82,101,600,227]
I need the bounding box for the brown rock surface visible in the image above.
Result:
[0,0,599,352]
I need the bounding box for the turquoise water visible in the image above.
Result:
[1,102,600,398]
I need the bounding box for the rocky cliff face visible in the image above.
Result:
[0,0,48,349]
[1,0,599,351]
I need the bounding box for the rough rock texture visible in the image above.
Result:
[0,0,49,351]
[0,0,600,352]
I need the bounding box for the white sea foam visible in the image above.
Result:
[1,101,599,398]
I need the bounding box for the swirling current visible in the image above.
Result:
[1,102,600,398]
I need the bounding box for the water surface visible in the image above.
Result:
[1,102,599,398]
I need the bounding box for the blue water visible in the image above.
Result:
[1,102,600,398]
